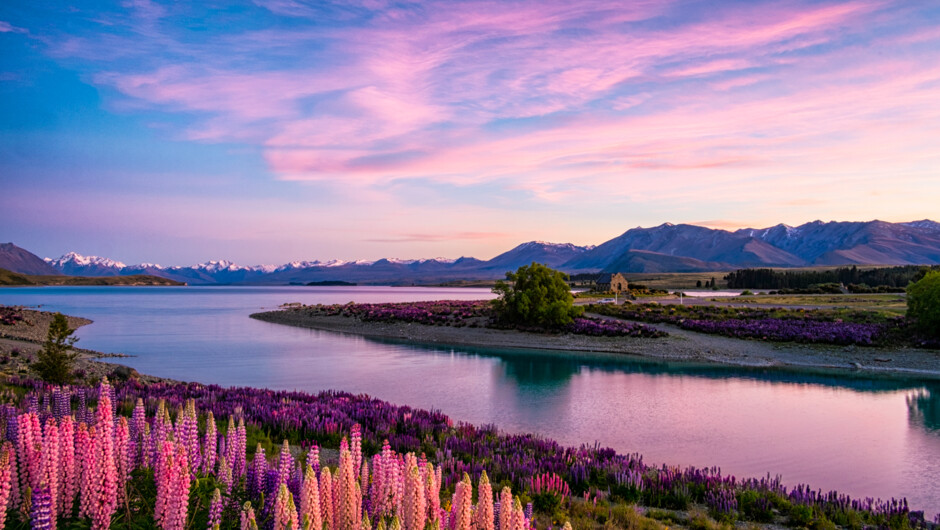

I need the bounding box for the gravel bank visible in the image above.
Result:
[0,307,179,384]
[252,309,940,379]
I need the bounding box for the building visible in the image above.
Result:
[595,273,629,293]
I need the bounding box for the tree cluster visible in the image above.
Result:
[724,265,938,290]
[492,263,583,328]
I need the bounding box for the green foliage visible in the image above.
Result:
[491,263,583,328]
[33,312,79,385]
[907,270,940,337]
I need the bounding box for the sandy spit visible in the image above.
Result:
[0,308,180,384]
[251,309,940,380]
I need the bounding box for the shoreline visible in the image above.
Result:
[251,309,940,379]
[0,308,181,384]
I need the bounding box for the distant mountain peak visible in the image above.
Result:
[46,252,127,269]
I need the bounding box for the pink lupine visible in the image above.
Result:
[402,462,426,530]
[474,471,494,530]
[129,398,146,469]
[16,412,41,495]
[114,416,130,507]
[39,418,59,530]
[274,483,299,530]
[76,423,94,519]
[88,381,118,530]
[240,501,258,530]
[425,463,441,526]
[320,466,335,530]
[57,416,75,517]
[174,400,199,473]
[351,424,362,479]
[202,411,217,475]
[307,444,320,475]
[369,453,383,518]
[299,464,322,530]
[451,474,472,530]
[335,446,361,530]
[155,440,191,530]
[509,498,526,530]
[0,442,14,530]
[360,458,369,495]
[498,488,513,530]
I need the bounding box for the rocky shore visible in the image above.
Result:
[252,308,940,379]
[0,307,179,384]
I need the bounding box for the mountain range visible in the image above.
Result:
[3,219,939,285]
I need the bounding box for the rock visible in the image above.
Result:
[109,365,140,381]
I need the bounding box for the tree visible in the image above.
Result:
[907,270,940,337]
[491,263,583,328]
[33,312,80,384]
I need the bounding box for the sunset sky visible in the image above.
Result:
[2,1,939,265]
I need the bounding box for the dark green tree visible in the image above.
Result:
[907,270,940,337]
[491,262,583,328]
[33,312,80,384]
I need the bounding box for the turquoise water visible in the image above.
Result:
[1,286,938,515]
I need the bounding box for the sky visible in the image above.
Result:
[2,1,939,266]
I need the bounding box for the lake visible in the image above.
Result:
[1,286,938,516]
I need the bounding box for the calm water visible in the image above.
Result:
[2,286,938,515]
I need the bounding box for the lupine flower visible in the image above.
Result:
[0,443,14,530]
[402,457,425,530]
[217,456,233,495]
[307,444,320,476]
[39,419,59,529]
[57,416,75,518]
[509,498,526,530]
[30,484,53,530]
[425,463,441,526]
[320,466,334,530]
[451,474,472,530]
[498,488,513,530]
[351,424,362,479]
[235,418,247,480]
[335,444,362,530]
[114,417,130,506]
[277,440,294,488]
[274,483,299,530]
[88,380,118,530]
[474,471,494,530]
[207,488,223,530]
[202,411,217,476]
[240,501,258,530]
[299,464,322,530]
[249,445,266,499]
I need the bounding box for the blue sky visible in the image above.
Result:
[2,1,940,265]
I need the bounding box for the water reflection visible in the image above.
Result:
[908,386,940,432]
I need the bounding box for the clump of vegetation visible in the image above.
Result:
[32,312,80,384]
[492,263,583,327]
[907,270,940,338]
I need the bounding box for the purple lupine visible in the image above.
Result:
[30,484,54,530]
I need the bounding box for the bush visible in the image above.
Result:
[32,312,79,384]
[907,270,940,337]
[492,263,583,328]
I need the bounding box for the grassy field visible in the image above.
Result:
[717,293,908,314]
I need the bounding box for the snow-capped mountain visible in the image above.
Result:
[44,252,128,276]
[31,218,940,284]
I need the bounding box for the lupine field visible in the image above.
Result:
[296,302,666,339]
[0,377,934,529]
[586,303,940,348]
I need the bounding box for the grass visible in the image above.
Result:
[719,293,907,315]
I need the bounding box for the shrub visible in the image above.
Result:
[32,312,80,384]
[907,270,940,337]
[492,263,583,328]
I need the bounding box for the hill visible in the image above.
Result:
[0,268,185,286]
[0,243,61,275]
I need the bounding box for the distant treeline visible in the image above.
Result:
[724,265,940,289]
